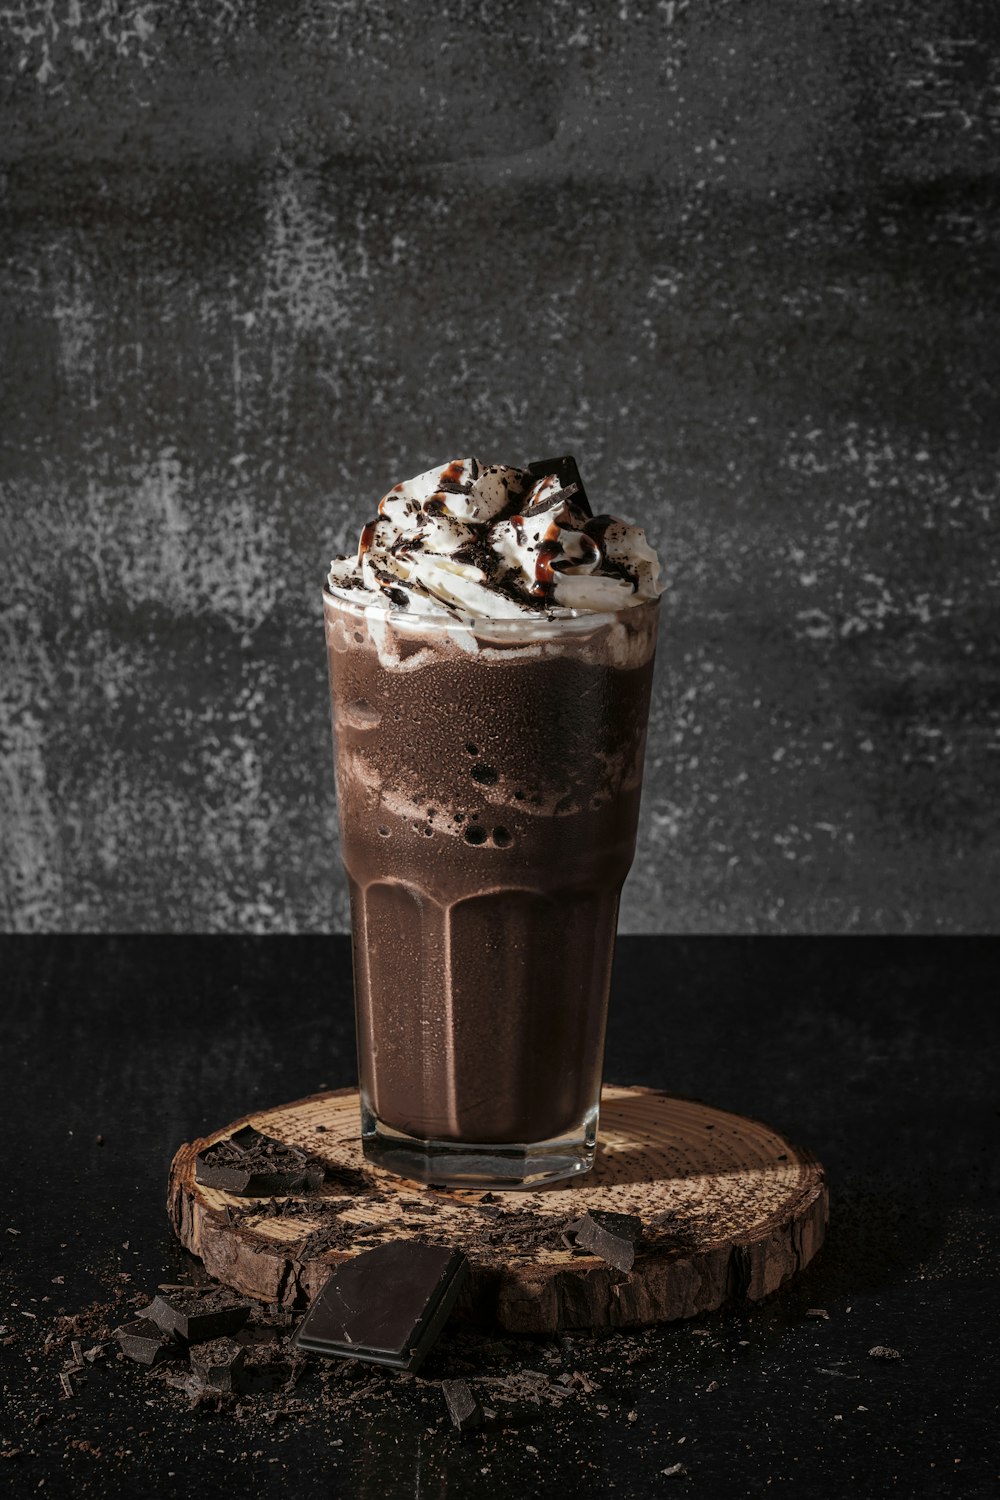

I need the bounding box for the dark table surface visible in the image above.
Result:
[2,936,998,1497]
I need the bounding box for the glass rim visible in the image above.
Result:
[321,582,661,636]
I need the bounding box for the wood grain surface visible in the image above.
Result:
[168,1084,828,1333]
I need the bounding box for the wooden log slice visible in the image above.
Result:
[167,1085,827,1335]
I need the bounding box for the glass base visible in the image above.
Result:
[360,1099,599,1189]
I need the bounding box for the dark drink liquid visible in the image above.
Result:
[324,592,659,1184]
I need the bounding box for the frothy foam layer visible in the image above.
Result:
[325,592,659,674]
[326,455,663,624]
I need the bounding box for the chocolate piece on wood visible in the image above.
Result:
[442,1378,483,1433]
[195,1124,325,1196]
[145,1289,250,1345]
[527,455,592,515]
[567,1211,644,1272]
[189,1336,247,1392]
[292,1242,469,1373]
[116,1318,182,1366]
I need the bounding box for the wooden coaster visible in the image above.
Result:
[167,1085,827,1334]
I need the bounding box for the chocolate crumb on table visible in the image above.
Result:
[235,1341,295,1395]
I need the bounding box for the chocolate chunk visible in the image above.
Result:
[527,455,592,516]
[195,1124,326,1196]
[292,1242,469,1373]
[145,1289,250,1345]
[115,1318,182,1367]
[442,1378,483,1433]
[567,1211,643,1272]
[189,1337,247,1392]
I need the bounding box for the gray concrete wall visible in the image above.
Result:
[1,1,998,933]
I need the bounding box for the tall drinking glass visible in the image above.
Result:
[323,589,659,1187]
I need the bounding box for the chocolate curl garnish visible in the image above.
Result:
[527,455,592,517]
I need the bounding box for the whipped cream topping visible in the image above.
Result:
[326,456,663,621]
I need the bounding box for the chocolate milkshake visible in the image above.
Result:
[324,456,662,1186]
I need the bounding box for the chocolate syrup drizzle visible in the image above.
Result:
[356,458,642,616]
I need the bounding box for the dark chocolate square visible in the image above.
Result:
[292,1241,468,1373]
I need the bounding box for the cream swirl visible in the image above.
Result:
[326,456,663,621]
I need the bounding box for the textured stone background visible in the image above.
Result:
[1,1,998,933]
